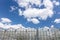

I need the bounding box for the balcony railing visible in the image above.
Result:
[0,28,60,40]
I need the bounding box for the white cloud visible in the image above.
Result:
[27,18,40,24]
[12,0,58,25]
[0,22,4,28]
[0,23,25,30]
[53,1,60,6]
[0,22,36,31]
[1,18,12,23]
[0,18,36,30]
[22,8,53,20]
[0,18,12,29]
[10,6,17,12]
[15,0,55,24]
[43,0,53,9]
[17,0,42,8]
[43,26,49,31]
[0,18,25,29]
[54,18,60,23]
[0,22,25,30]
[0,22,9,29]
[55,2,60,6]
[19,9,23,16]
[51,25,54,28]
[31,18,40,24]
[16,0,54,9]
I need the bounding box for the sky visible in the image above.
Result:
[0,0,60,29]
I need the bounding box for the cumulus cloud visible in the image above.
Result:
[17,0,42,8]
[14,0,56,24]
[0,23,25,30]
[27,18,40,24]
[10,6,17,12]
[43,26,50,31]
[0,22,4,28]
[23,8,53,20]
[0,22,36,31]
[51,25,54,28]
[54,18,60,23]
[43,0,53,9]
[1,18,12,23]
[18,9,23,16]
[0,17,56,31]
[52,0,60,6]
[0,18,36,30]
[31,18,39,24]
[0,18,25,29]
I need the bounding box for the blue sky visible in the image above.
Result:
[0,0,60,29]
